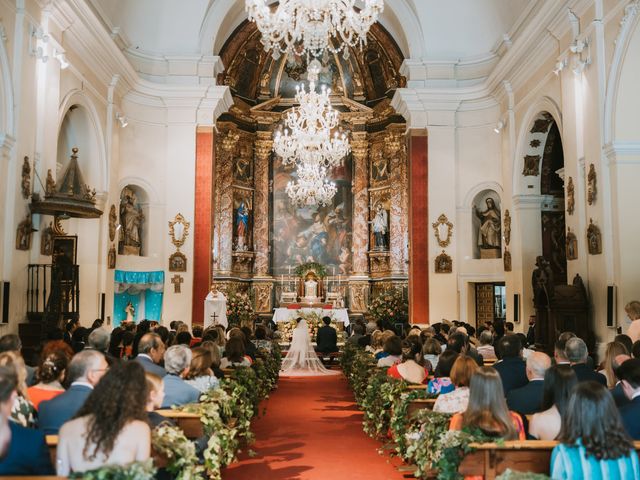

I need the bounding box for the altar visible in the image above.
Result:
[273,307,350,327]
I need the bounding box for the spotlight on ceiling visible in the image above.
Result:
[115,113,129,128]
[494,121,505,134]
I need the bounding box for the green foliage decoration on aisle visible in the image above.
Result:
[361,370,406,438]
[151,424,205,479]
[403,410,451,479]
[389,388,438,458]
[340,343,378,405]
[69,460,157,480]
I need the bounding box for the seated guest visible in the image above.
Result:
[213,325,227,354]
[366,330,383,355]
[493,335,528,395]
[447,332,484,366]
[554,334,574,365]
[27,349,67,409]
[625,300,640,344]
[39,350,108,434]
[240,327,258,360]
[253,326,273,352]
[450,367,525,440]
[347,323,365,346]
[529,365,577,440]
[633,341,640,359]
[422,337,441,372]
[87,327,110,354]
[433,356,478,413]
[427,350,459,395]
[315,317,338,354]
[134,333,167,377]
[56,362,150,476]
[611,354,632,407]
[0,352,36,427]
[161,345,201,408]
[565,337,607,386]
[476,330,496,361]
[175,331,192,347]
[220,337,252,369]
[145,372,174,428]
[190,325,203,347]
[0,334,35,386]
[506,352,551,415]
[551,381,640,479]
[375,330,397,360]
[599,341,629,388]
[376,336,403,368]
[616,358,640,439]
[200,341,225,379]
[185,347,219,393]
[614,334,633,356]
[387,340,429,384]
[0,365,54,475]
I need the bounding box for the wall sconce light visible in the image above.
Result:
[115,113,129,128]
[553,59,567,76]
[494,120,505,134]
[54,50,69,69]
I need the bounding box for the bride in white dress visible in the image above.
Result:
[280,319,338,376]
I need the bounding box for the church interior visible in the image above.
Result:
[0,0,640,478]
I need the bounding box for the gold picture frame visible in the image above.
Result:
[168,213,190,251]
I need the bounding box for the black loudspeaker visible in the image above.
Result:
[513,294,520,323]
[100,293,106,322]
[607,285,615,327]
[2,282,9,324]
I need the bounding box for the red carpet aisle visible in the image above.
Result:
[223,375,405,480]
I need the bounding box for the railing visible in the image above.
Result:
[27,264,80,328]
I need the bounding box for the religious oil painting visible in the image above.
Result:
[272,155,353,275]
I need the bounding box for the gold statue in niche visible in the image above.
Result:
[587,164,597,205]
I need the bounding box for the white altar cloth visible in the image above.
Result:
[273,307,349,327]
[204,292,228,328]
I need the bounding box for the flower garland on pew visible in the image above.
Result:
[152,424,205,479]
[361,370,407,438]
[389,388,437,458]
[69,460,157,479]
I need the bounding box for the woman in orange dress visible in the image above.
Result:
[27,350,67,410]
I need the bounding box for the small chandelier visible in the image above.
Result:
[246,0,384,59]
[273,60,350,170]
[286,164,338,207]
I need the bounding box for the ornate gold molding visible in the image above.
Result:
[432,214,454,248]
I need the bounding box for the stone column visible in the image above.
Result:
[253,132,272,277]
[388,129,407,274]
[214,127,238,275]
[351,133,369,275]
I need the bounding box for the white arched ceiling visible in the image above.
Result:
[89,0,531,64]
[613,18,640,143]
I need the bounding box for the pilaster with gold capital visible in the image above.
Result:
[214,127,239,274]
[253,132,273,277]
[351,132,369,275]
[387,128,408,274]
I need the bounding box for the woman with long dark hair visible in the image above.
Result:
[529,365,577,440]
[449,366,525,440]
[551,381,640,479]
[56,361,150,475]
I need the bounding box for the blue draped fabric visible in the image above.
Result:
[113,270,164,326]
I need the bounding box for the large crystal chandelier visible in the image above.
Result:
[246,0,384,59]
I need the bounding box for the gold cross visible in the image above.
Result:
[171,274,184,294]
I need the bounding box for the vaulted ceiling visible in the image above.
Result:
[87,0,535,70]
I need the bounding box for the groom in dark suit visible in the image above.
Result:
[315,317,338,354]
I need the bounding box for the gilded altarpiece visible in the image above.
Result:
[211,19,410,315]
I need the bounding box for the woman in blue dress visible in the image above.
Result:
[551,381,640,479]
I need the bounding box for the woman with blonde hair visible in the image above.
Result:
[200,341,225,379]
[366,330,383,354]
[433,356,478,414]
[0,352,36,427]
[185,347,219,393]
[598,341,629,388]
[449,366,525,440]
[625,300,640,343]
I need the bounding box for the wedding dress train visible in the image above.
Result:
[280,319,339,376]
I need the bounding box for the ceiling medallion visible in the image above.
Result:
[246,0,384,60]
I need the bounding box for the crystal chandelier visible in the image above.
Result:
[246,0,384,59]
[273,60,350,170]
[286,163,338,207]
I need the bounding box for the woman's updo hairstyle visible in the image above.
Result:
[38,351,68,384]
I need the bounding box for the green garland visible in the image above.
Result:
[151,424,204,479]
[361,371,406,438]
[403,410,451,478]
[294,262,327,278]
[69,460,157,480]
[389,389,438,459]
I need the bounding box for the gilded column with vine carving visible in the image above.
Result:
[388,129,407,274]
[351,133,369,275]
[215,127,238,274]
[253,132,272,277]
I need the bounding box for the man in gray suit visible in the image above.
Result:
[161,345,200,408]
[135,333,167,377]
[39,350,108,434]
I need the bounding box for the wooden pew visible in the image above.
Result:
[406,398,436,417]
[154,410,204,438]
[457,441,640,479]
[46,435,58,466]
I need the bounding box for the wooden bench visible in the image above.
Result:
[46,435,58,465]
[457,441,640,479]
[155,410,204,438]
[407,398,436,417]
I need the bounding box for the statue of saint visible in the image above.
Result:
[235,201,250,251]
[119,188,144,255]
[125,301,135,323]
[532,256,554,306]
[474,198,501,249]
[371,203,388,251]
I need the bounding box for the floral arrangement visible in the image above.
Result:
[151,424,204,479]
[69,460,156,480]
[390,389,438,458]
[403,410,451,478]
[226,288,254,327]
[368,288,408,325]
[294,261,327,277]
